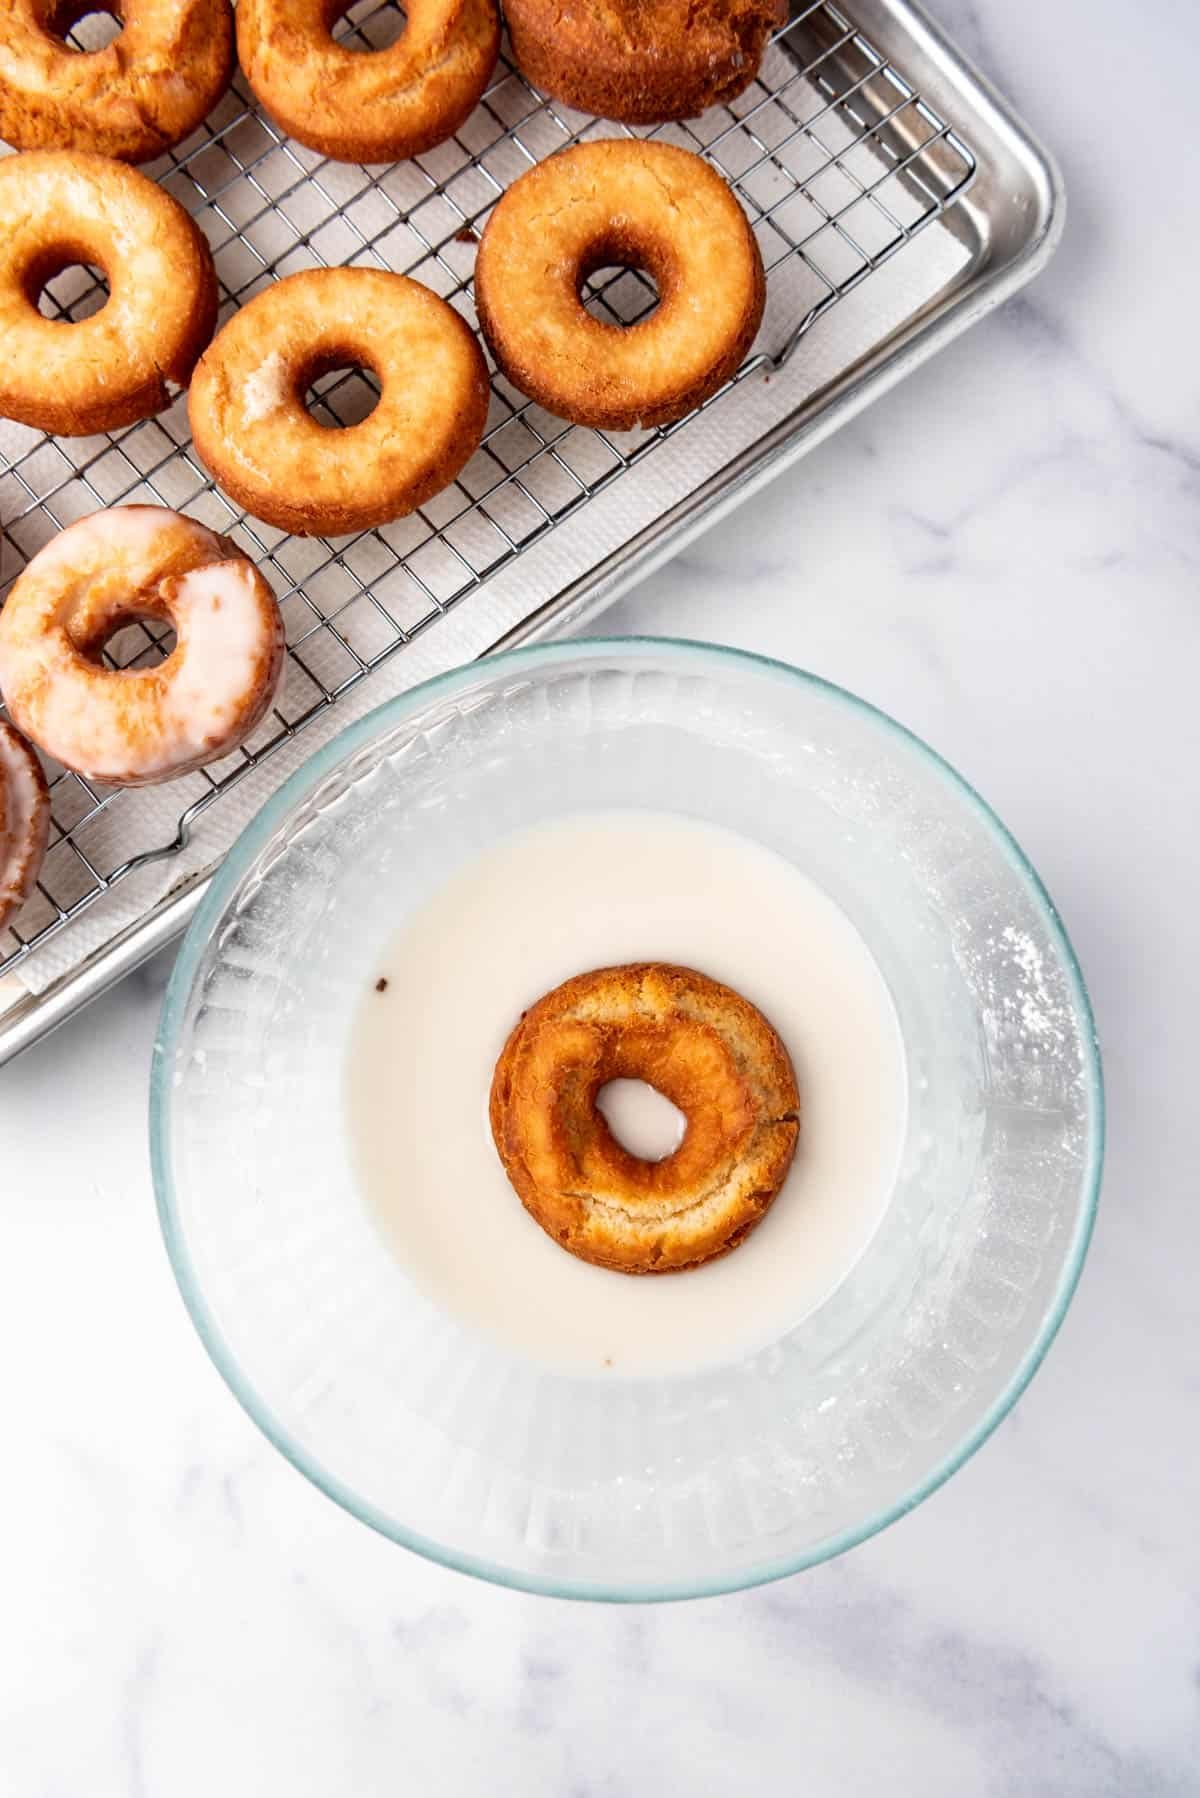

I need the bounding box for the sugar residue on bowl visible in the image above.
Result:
[999,923,1069,1049]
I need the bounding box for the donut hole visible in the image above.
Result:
[76,611,177,671]
[330,0,408,51]
[99,617,178,672]
[53,0,124,51]
[581,265,662,329]
[596,1079,687,1164]
[302,354,382,428]
[578,234,667,329]
[29,249,110,324]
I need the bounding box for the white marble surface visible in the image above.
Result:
[3,2,1198,1790]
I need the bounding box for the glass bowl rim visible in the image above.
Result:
[149,635,1105,1603]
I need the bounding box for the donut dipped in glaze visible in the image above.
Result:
[0,722,50,935]
[0,150,218,435]
[0,0,235,163]
[237,0,500,164]
[489,963,800,1274]
[188,267,490,536]
[474,139,765,431]
[0,507,284,787]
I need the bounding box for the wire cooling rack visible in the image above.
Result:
[0,0,976,978]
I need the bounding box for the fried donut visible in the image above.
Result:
[505,0,784,124]
[0,722,50,935]
[236,0,500,164]
[188,267,490,536]
[474,140,765,431]
[0,0,234,163]
[490,963,800,1275]
[0,507,284,786]
[0,150,218,436]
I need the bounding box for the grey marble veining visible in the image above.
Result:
[2,2,1198,1791]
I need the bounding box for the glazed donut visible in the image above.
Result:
[0,722,50,935]
[474,140,765,431]
[236,0,500,164]
[0,507,284,786]
[489,963,800,1275]
[505,0,785,124]
[188,267,491,536]
[0,0,234,163]
[0,150,218,436]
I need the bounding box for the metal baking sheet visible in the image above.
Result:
[0,0,1062,1063]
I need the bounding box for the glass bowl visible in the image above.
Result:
[151,638,1103,1600]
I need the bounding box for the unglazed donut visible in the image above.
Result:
[188,268,491,536]
[474,140,765,430]
[0,722,50,935]
[236,0,500,164]
[0,150,218,436]
[0,507,284,786]
[0,0,234,163]
[489,963,800,1274]
[505,0,785,124]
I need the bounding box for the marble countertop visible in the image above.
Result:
[3,2,1197,1791]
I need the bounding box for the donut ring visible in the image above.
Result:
[0,507,284,787]
[0,150,218,436]
[0,0,234,163]
[236,0,500,164]
[188,268,491,536]
[474,140,765,431]
[505,0,785,125]
[0,722,50,936]
[489,963,800,1275]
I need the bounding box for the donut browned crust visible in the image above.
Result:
[0,507,284,786]
[505,0,786,124]
[0,721,49,935]
[0,150,218,436]
[236,0,500,164]
[188,267,491,537]
[474,139,765,431]
[0,0,234,163]
[489,963,800,1275]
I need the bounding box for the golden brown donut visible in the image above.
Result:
[505,0,785,124]
[0,0,234,163]
[489,963,800,1275]
[0,506,284,786]
[0,721,50,935]
[0,150,218,436]
[188,267,491,536]
[237,0,500,164]
[474,139,765,431]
